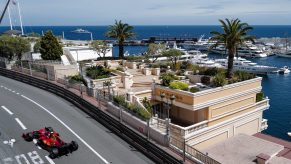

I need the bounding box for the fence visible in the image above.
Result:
[0,67,182,164]
[170,137,221,164]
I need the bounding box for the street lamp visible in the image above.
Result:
[169,95,176,119]
[160,93,165,118]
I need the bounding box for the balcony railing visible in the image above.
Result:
[261,119,268,131]
[170,120,208,138]
[170,137,221,164]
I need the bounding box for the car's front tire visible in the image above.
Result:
[70,141,78,152]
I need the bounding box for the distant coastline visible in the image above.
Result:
[1,25,291,40]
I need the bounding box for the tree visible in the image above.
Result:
[33,41,41,53]
[159,72,178,86]
[162,49,183,70]
[0,36,30,60]
[106,20,135,59]
[0,35,14,60]
[11,37,30,60]
[146,43,166,62]
[90,40,109,58]
[210,18,255,78]
[40,31,63,60]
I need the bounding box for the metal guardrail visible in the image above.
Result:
[0,68,183,164]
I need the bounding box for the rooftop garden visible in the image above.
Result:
[86,65,112,79]
[159,63,256,93]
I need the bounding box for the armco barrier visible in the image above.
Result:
[0,68,183,164]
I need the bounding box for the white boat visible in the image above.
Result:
[215,57,278,75]
[71,28,91,34]
[278,66,290,74]
[180,35,214,51]
[211,44,268,58]
[191,57,223,68]
[276,50,291,58]
[288,132,291,137]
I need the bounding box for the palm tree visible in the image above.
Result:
[210,18,255,78]
[106,20,135,59]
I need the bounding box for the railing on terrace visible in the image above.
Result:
[185,144,220,164]
[256,98,270,109]
[170,120,208,138]
[31,60,68,65]
[151,117,167,133]
[170,137,220,164]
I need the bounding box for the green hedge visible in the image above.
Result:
[86,65,111,79]
[190,87,200,93]
[169,81,189,91]
[256,92,264,102]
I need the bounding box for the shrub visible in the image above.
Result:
[116,66,124,72]
[125,56,145,62]
[169,81,189,91]
[176,70,185,76]
[175,61,182,71]
[142,97,152,113]
[159,72,178,86]
[190,87,199,93]
[213,73,227,87]
[204,67,218,76]
[201,76,211,85]
[68,74,87,86]
[234,71,255,81]
[86,65,111,79]
[113,95,150,120]
[256,92,264,102]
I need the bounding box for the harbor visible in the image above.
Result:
[1,0,291,162]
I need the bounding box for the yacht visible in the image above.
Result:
[180,35,214,51]
[215,57,278,75]
[71,28,91,34]
[276,50,291,58]
[211,44,268,58]
[191,58,223,68]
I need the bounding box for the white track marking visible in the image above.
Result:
[33,139,42,149]
[21,95,109,164]
[15,118,27,130]
[1,106,14,115]
[16,93,20,95]
[12,91,15,93]
[45,156,55,164]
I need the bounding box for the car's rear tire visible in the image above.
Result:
[49,148,59,159]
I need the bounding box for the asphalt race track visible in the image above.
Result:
[0,76,154,164]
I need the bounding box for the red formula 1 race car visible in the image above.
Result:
[22,127,78,159]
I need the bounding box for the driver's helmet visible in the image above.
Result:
[45,127,54,134]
